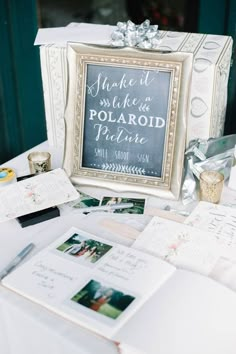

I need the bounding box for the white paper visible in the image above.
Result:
[115,270,236,354]
[185,201,236,246]
[210,257,236,292]
[0,168,79,222]
[3,227,175,339]
[132,216,236,276]
[34,23,115,46]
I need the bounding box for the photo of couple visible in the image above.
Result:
[71,280,135,320]
[57,233,112,264]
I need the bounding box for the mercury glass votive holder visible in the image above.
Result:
[27,152,51,174]
[199,170,224,204]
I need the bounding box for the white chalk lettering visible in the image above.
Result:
[94,148,108,158]
[89,110,165,129]
[115,150,129,161]
[137,154,150,163]
[87,73,137,97]
[94,124,148,144]
[140,71,156,86]
[116,113,126,124]
[138,115,148,126]
[112,93,140,109]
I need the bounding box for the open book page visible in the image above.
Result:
[2,227,175,339]
[0,168,79,223]
[132,216,236,276]
[115,269,236,354]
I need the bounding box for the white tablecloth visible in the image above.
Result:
[1,141,236,354]
[0,142,120,354]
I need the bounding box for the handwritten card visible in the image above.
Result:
[0,168,79,223]
[133,216,236,276]
[185,201,236,246]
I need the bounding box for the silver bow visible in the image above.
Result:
[111,19,161,49]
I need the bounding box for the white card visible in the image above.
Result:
[185,201,236,246]
[0,168,79,222]
[133,216,236,276]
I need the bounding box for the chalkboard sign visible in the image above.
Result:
[64,44,193,199]
[82,64,170,178]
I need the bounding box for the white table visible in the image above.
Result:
[1,141,236,354]
[0,142,120,354]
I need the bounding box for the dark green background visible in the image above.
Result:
[0,0,235,164]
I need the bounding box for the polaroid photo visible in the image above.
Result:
[71,279,135,320]
[72,191,100,209]
[100,196,146,214]
[56,232,112,265]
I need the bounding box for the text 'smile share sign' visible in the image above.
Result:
[82,64,170,178]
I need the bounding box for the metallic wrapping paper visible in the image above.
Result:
[182,157,198,205]
[111,19,162,48]
[38,23,232,147]
[182,135,236,205]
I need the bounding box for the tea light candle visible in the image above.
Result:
[199,170,224,204]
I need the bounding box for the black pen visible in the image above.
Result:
[0,243,35,280]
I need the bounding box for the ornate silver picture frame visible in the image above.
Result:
[63,43,193,199]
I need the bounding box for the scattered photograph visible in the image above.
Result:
[57,233,112,263]
[72,191,100,209]
[101,196,146,214]
[71,280,135,319]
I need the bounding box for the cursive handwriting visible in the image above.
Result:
[94,124,148,144]
[97,248,149,281]
[34,261,75,281]
[87,70,155,98]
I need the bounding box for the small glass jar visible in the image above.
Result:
[199,170,224,204]
[27,152,51,174]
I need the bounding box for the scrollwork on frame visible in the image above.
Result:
[63,43,193,200]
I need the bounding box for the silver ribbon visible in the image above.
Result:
[111,19,161,49]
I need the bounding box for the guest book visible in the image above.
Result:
[3,226,236,354]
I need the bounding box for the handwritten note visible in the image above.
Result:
[30,257,81,300]
[82,64,171,177]
[185,201,236,246]
[96,247,168,293]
